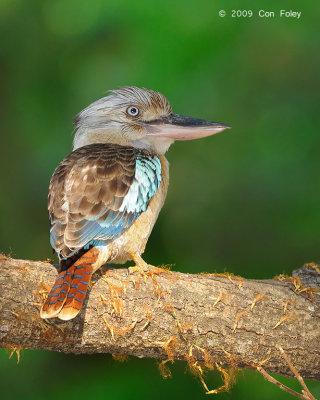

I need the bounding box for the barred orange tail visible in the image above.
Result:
[40,247,100,321]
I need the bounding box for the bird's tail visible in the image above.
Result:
[40,247,100,321]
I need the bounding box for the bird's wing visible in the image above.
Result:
[48,143,161,258]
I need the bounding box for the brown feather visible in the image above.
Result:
[49,143,142,258]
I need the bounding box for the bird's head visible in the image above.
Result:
[73,86,230,154]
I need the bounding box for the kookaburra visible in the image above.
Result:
[40,86,230,321]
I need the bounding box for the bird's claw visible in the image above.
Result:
[128,264,150,281]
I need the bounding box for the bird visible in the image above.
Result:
[40,86,230,321]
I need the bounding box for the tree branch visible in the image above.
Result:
[0,254,319,382]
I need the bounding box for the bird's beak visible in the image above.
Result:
[145,113,231,141]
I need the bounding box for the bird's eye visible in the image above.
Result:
[127,106,139,117]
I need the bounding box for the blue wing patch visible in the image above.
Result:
[119,155,161,213]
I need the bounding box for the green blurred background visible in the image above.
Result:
[1,0,319,398]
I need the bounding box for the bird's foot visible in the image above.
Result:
[128,252,164,281]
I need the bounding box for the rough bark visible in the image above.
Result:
[0,254,319,381]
